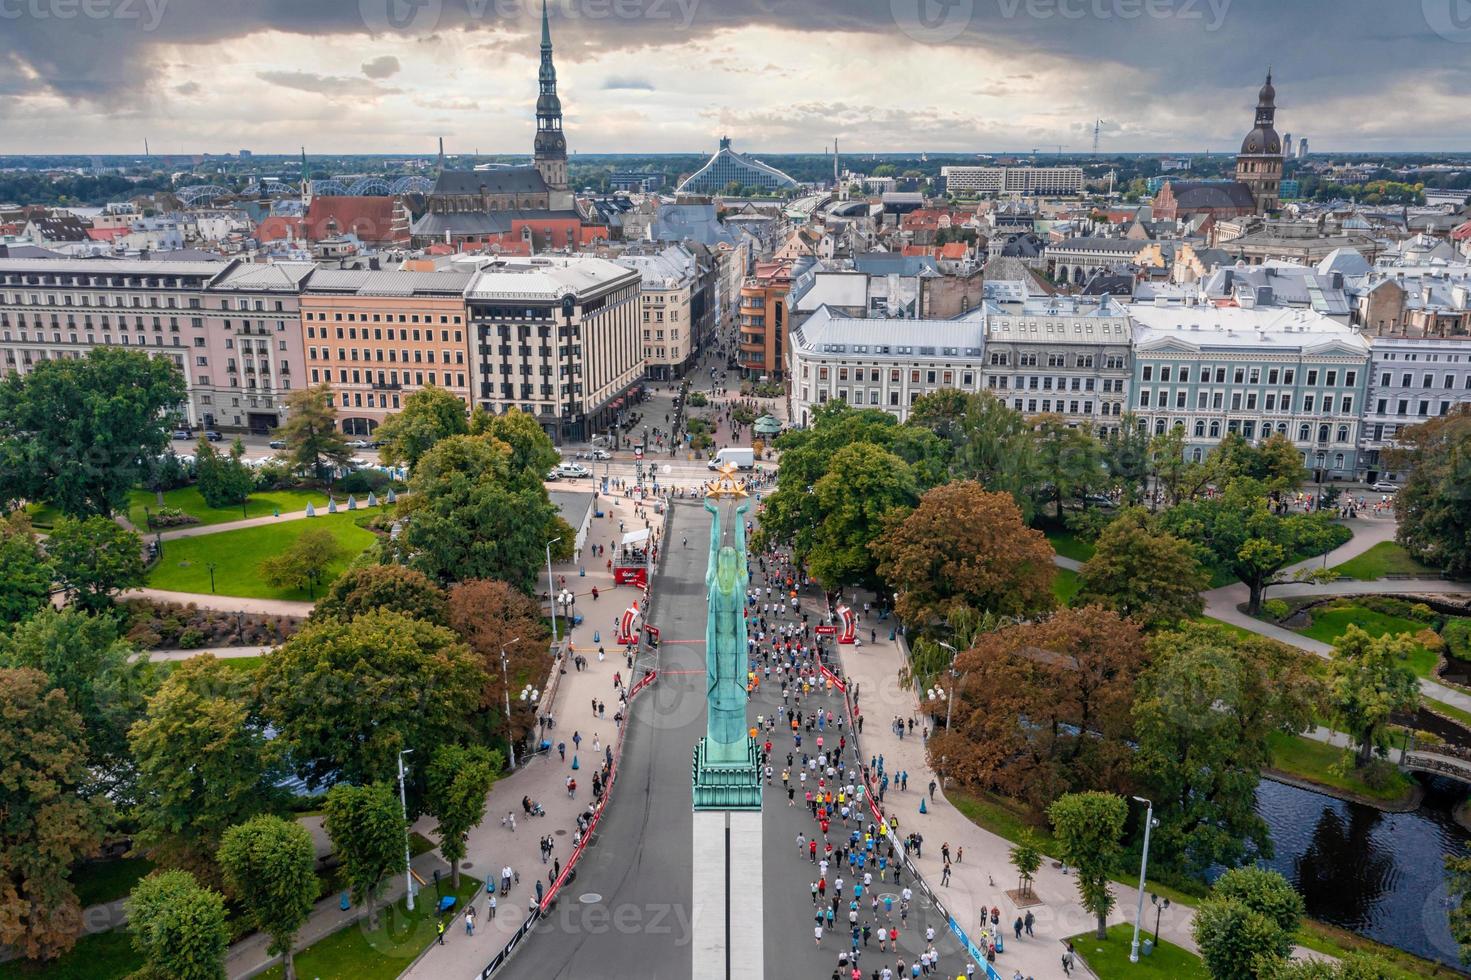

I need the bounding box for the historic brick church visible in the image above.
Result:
[410,2,604,251]
[1153,72,1285,223]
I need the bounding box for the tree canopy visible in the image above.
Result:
[1075,507,1209,629]
[399,434,560,591]
[312,563,448,627]
[1389,405,1471,575]
[425,744,501,887]
[1327,624,1420,766]
[874,480,1054,627]
[377,384,469,471]
[259,610,485,790]
[1047,791,1127,939]
[279,384,352,484]
[0,668,110,961]
[322,782,405,929]
[45,515,146,612]
[218,815,318,980]
[805,442,919,589]
[0,513,52,628]
[125,869,230,980]
[0,347,185,517]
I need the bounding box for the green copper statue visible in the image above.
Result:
[691,466,762,810]
[703,495,751,760]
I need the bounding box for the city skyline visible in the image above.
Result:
[2,0,1469,155]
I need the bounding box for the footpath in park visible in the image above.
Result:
[807,584,1329,977]
[226,482,669,978]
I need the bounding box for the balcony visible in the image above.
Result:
[371,382,403,391]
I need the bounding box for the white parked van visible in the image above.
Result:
[707,447,755,471]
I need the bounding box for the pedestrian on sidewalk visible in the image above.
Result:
[466,905,476,935]
[488,894,496,920]
[436,917,446,945]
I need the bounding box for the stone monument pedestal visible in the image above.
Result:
[691,736,763,810]
[691,808,763,980]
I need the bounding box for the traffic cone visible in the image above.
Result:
[571,755,580,770]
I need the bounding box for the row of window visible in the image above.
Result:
[304,311,463,326]
[1138,389,1354,415]
[309,368,467,388]
[307,347,465,365]
[1376,372,1471,390]
[1140,364,1359,388]
[988,352,1128,369]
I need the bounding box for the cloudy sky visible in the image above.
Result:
[1,0,1468,155]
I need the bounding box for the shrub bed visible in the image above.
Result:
[119,599,304,650]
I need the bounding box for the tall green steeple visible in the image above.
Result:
[532,0,568,193]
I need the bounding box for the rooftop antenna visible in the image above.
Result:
[1092,119,1101,156]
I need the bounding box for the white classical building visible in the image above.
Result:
[980,293,1134,437]
[939,166,1085,197]
[1126,301,1372,478]
[789,306,987,426]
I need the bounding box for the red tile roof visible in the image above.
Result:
[255,216,306,242]
[304,196,408,244]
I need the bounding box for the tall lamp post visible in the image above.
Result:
[1129,796,1156,963]
[396,748,415,911]
[501,636,521,771]
[936,641,958,732]
[544,540,560,645]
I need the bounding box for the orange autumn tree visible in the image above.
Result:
[873,481,1056,628]
[928,606,1146,813]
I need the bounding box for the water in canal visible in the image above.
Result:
[1256,774,1469,970]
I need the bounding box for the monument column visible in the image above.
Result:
[690,463,763,980]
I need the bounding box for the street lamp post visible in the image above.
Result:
[1150,893,1170,947]
[206,562,217,594]
[937,641,957,732]
[396,748,415,911]
[501,636,521,771]
[1130,796,1155,963]
[544,540,559,645]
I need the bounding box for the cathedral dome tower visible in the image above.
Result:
[1235,69,1283,214]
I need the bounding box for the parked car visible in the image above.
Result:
[556,462,591,479]
[1083,494,1116,508]
[171,429,193,440]
[347,439,373,449]
[545,469,561,482]
[589,448,612,460]
[1370,481,1399,493]
[203,430,223,442]
[268,439,287,450]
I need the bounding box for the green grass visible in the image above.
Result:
[1290,600,1436,677]
[1266,732,1416,803]
[256,878,480,980]
[22,501,64,529]
[1330,541,1438,581]
[1045,528,1096,563]
[1296,918,1447,980]
[950,788,1055,850]
[126,486,330,530]
[1052,567,1081,604]
[215,655,264,673]
[1195,616,1264,642]
[145,512,374,601]
[71,856,154,909]
[1424,695,1471,730]
[0,929,142,980]
[1068,922,1209,979]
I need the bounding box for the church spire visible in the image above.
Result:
[533,0,568,194]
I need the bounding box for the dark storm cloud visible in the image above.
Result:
[0,0,1466,142]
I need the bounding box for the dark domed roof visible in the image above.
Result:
[1258,74,1276,106]
[1241,127,1281,155]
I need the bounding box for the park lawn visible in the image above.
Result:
[125,486,330,530]
[1044,528,1095,563]
[1266,732,1416,803]
[1330,541,1438,581]
[71,856,155,909]
[1069,922,1209,980]
[1425,694,1471,729]
[1052,567,1081,605]
[1296,918,1446,980]
[256,878,480,980]
[0,929,142,980]
[215,655,265,673]
[1196,616,1264,642]
[22,501,64,529]
[950,788,1055,851]
[1291,600,1436,676]
[145,512,374,601]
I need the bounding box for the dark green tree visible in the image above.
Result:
[125,869,230,980]
[259,610,485,789]
[312,563,448,626]
[1327,625,1420,766]
[0,608,154,802]
[194,438,254,510]
[0,513,52,627]
[322,782,405,929]
[45,515,146,612]
[399,434,558,591]
[1193,866,1303,980]
[1032,415,1103,518]
[470,405,561,488]
[129,656,283,879]
[1388,406,1471,575]
[1047,791,1127,939]
[1134,624,1318,877]
[218,815,318,980]
[807,442,918,589]
[279,384,352,484]
[0,347,185,517]
[377,384,469,471]
[0,668,109,961]
[257,526,343,600]
[1075,508,1209,629]
[425,744,502,888]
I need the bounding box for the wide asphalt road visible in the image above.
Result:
[496,501,711,980]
